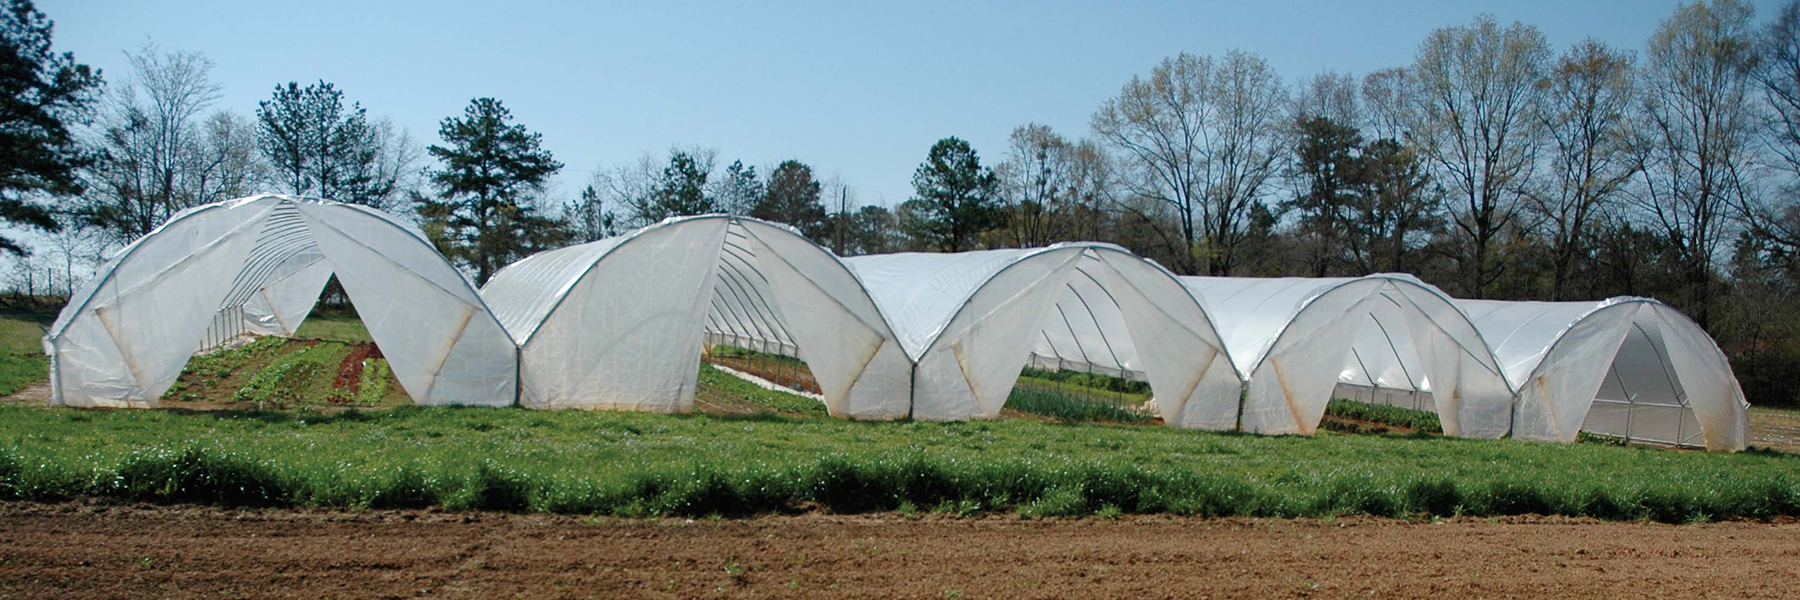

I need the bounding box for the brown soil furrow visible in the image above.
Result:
[1,502,1796,599]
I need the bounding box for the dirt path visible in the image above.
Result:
[0,382,49,406]
[1,503,1795,599]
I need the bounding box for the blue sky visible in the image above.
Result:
[40,0,1786,209]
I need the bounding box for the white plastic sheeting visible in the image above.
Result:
[43,195,517,408]
[1459,298,1748,451]
[1181,275,1512,437]
[844,244,1240,424]
[43,196,1752,452]
[481,216,908,417]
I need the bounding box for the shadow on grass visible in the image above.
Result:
[692,411,811,424]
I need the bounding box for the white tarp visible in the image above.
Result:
[845,244,1240,424]
[481,216,907,417]
[1182,275,1512,437]
[44,197,1750,451]
[43,195,517,407]
[1459,298,1747,451]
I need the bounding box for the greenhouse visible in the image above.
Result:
[479,215,912,417]
[1458,298,1749,451]
[42,199,1752,452]
[843,244,1241,426]
[43,194,518,408]
[1180,275,1514,437]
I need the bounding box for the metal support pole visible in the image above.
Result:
[1611,364,1635,444]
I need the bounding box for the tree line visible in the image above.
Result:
[4,0,1800,404]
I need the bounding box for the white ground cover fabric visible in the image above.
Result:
[1459,298,1748,451]
[43,195,517,407]
[845,244,1240,424]
[481,216,906,417]
[1181,275,1512,437]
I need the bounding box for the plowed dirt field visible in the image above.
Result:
[2,502,1796,599]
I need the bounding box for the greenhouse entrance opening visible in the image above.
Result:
[44,195,518,408]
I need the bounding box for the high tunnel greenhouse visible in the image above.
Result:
[42,199,1750,451]
[43,195,516,407]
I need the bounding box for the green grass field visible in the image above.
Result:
[6,303,1800,522]
[0,303,54,396]
[291,311,375,343]
[3,403,1796,521]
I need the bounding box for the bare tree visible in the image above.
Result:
[191,111,265,201]
[1758,1,1800,180]
[996,123,1074,247]
[370,117,425,207]
[79,42,225,244]
[1295,71,1361,126]
[1361,68,1416,142]
[1530,40,1639,300]
[1408,15,1551,297]
[1065,139,1115,241]
[595,146,719,227]
[566,170,621,243]
[1632,0,1761,327]
[1742,0,1800,253]
[1092,50,1287,275]
[820,173,857,254]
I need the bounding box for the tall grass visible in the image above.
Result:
[1006,386,1153,424]
[1323,398,1443,434]
[1018,366,1151,397]
[2,405,1795,522]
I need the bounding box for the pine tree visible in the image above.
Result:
[0,0,101,254]
[420,97,563,285]
[255,81,396,208]
[908,137,999,252]
[648,151,713,218]
[753,160,829,240]
[712,160,762,216]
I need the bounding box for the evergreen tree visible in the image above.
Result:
[419,97,563,285]
[1285,117,1364,275]
[647,151,713,218]
[712,159,762,216]
[1356,138,1439,274]
[845,204,900,255]
[568,184,618,242]
[0,0,101,254]
[908,137,1000,252]
[255,80,397,207]
[754,159,829,240]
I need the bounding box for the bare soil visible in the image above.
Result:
[1,502,1796,599]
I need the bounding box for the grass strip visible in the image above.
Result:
[2,405,1795,522]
